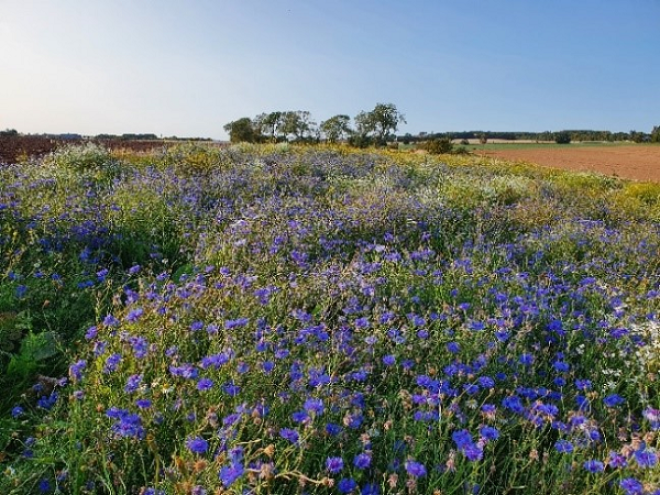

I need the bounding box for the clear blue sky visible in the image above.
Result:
[2,0,659,139]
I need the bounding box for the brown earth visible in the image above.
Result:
[0,136,170,164]
[476,145,660,182]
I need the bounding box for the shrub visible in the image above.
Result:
[424,138,453,154]
[554,131,571,144]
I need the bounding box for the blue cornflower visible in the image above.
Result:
[197,378,214,391]
[11,405,24,418]
[38,478,51,493]
[619,478,644,495]
[126,307,144,323]
[124,374,143,393]
[608,451,627,468]
[103,314,120,327]
[405,460,427,478]
[452,429,474,450]
[85,326,98,339]
[603,394,625,408]
[361,483,380,495]
[219,462,244,488]
[353,452,372,469]
[135,399,152,409]
[186,436,209,455]
[326,456,344,474]
[337,478,358,494]
[303,397,325,416]
[446,341,460,354]
[583,460,604,473]
[464,444,484,462]
[225,317,249,329]
[480,426,500,442]
[554,439,574,454]
[279,428,299,444]
[128,265,141,275]
[382,354,396,366]
[103,354,122,374]
[634,447,658,468]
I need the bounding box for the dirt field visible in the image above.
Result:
[476,145,660,182]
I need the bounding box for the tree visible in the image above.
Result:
[223,118,259,143]
[254,112,284,142]
[320,115,352,143]
[478,133,488,145]
[281,111,317,142]
[651,126,660,143]
[554,131,571,144]
[367,103,406,145]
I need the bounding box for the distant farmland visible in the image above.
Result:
[474,144,660,182]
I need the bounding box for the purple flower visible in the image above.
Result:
[303,397,325,416]
[219,462,243,488]
[634,447,658,468]
[326,456,344,474]
[103,353,122,374]
[128,265,141,275]
[619,478,644,495]
[124,374,143,393]
[603,394,625,408]
[38,478,51,493]
[338,478,358,494]
[554,439,574,454]
[361,483,380,495]
[126,307,143,323]
[353,452,372,470]
[85,326,98,339]
[279,428,299,444]
[405,460,427,477]
[186,436,209,455]
[382,354,396,366]
[197,378,214,391]
[480,426,500,442]
[225,317,249,329]
[583,460,604,473]
[135,399,152,409]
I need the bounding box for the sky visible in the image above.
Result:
[1,0,659,139]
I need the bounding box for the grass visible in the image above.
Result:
[0,144,658,494]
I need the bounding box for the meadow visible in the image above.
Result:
[1,143,659,494]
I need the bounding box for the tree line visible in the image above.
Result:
[400,128,660,145]
[223,103,405,147]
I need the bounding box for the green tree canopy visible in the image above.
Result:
[320,115,352,143]
[223,118,259,143]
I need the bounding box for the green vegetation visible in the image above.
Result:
[0,145,659,494]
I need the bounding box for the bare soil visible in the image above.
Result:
[476,145,660,182]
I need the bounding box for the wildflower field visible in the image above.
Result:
[1,143,659,494]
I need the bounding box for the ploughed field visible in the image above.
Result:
[476,145,660,182]
[1,144,659,494]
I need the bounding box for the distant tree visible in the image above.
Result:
[281,111,317,142]
[320,115,352,143]
[224,117,259,143]
[401,133,413,145]
[0,129,18,137]
[254,112,284,142]
[424,138,453,154]
[651,126,660,143]
[554,131,571,144]
[629,130,648,143]
[478,133,488,145]
[368,103,406,146]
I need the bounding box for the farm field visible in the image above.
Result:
[474,145,660,182]
[0,144,659,494]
